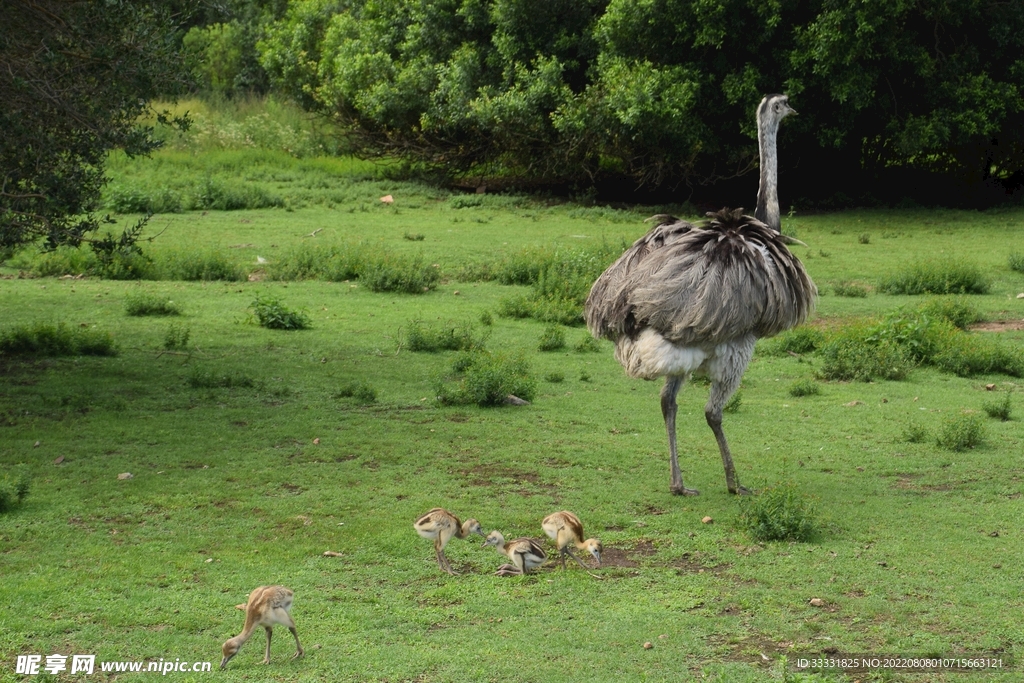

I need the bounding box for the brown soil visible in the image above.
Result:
[970,320,1024,332]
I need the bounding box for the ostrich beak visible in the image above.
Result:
[591,550,602,565]
[780,234,808,247]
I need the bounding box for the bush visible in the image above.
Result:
[250,295,311,330]
[361,255,440,294]
[759,326,824,356]
[878,261,989,295]
[573,334,600,353]
[817,330,914,382]
[537,325,566,351]
[916,296,982,330]
[544,371,565,383]
[0,323,117,357]
[125,291,180,316]
[158,250,246,281]
[902,421,928,443]
[832,281,868,298]
[334,382,377,404]
[434,351,536,407]
[738,482,818,542]
[929,333,1024,377]
[858,233,871,244]
[982,392,1012,421]
[0,465,31,514]
[936,413,985,451]
[788,379,820,397]
[1009,252,1024,274]
[405,320,482,352]
[163,323,191,351]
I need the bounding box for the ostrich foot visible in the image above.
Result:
[729,484,753,495]
[494,564,523,576]
[670,485,700,496]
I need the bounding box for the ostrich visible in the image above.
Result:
[414,508,485,575]
[584,94,816,496]
[482,531,547,576]
[541,511,602,571]
[221,586,303,668]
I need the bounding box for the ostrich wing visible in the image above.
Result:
[619,211,816,346]
[585,216,697,340]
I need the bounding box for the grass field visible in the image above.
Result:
[2,132,1024,682]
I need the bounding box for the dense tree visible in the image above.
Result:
[259,0,1024,204]
[0,0,192,251]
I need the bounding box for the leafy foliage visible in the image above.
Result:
[936,413,985,452]
[434,350,536,407]
[125,292,181,317]
[0,465,31,514]
[405,320,483,352]
[0,323,117,357]
[0,0,192,250]
[537,325,566,352]
[878,261,990,295]
[258,0,1024,203]
[738,482,819,543]
[250,295,311,330]
[788,379,820,397]
[982,392,1012,422]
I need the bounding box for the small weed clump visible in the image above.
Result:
[163,324,191,351]
[403,233,425,241]
[158,251,246,281]
[125,292,181,316]
[544,371,565,383]
[916,296,982,330]
[479,311,494,326]
[936,413,985,451]
[0,323,117,357]
[878,260,989,295]
[537,325,566,351]
[0,465,31,514]
[334,382,377,404]
[738,482,818,542]
[788,379,820,397]
[759,326,824,356]
[187,367,258,389]
[817,331,914,382]
[832,281,868,298]
[902,421,928,443]
[251,296,311,330]
[269,244,364,281]
[573,335,600,353]
[434,351,536,407]
[858,233,871,244]
[405,320,481,352]
[982,392,1012,421]
[1009,252,1024,274]
[723,391,742,413]
[361,255,440,294]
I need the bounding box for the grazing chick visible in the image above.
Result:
[221,586,303,669]
[483,530,547,576]
[414,508,485,575]
[542,511,602,570]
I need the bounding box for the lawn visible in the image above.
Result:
[2,144,1024,682]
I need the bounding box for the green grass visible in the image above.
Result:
[2,132,1024,681]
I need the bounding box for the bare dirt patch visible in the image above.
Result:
[673,551,731,576]
[599,540,658,568]
[971,320,1024,332]
[457,463,557,497]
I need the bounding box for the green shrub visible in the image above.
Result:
[544,371,565,383]
[479,310,494,326]
[0,323,117,357]
[269,244,365,282]
[403,232,425,241]
[250,296,311,330]
[537,325,566,351]
[574,334,600,353]
[405,320,482,352]
[858,233,871,244]
[158,250,246,281]
[189,175,284,211]
[1009,252,1024,274]
[760,326,824,356]
[878,261,989,295]
[125,292,180,316]
[936,413,985,451]
[902,421,928,443]
[434,351,536,407]
[929,333,1024,377]
[163,323,191,351]
[334,382,377,404]
[982,392,1012,421]
[738,482,818,542]
[105,182,183,213]
[361,255,440,294]
[0,465,31,514]
[817,330,914,382]
[832,281,868,298]
[13,246,97,277]
[916,296,982,330]
[788,379,820,397]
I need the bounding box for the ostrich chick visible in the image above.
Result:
[221,585,303,669]
[542,511,602,571]
[414,508,485,575]
[483,530,547,576]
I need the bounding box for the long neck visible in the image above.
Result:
[755,116,780,232]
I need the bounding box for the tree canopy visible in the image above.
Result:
[256,0,1024,204]
[0,0,192,250]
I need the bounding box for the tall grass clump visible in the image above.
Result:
[878,260,989,295]
[832,281,868,297]
[574,334,601,353]
[737,482,818,542]
[0,465,31,514]
[788,379,820,397]
[759,326,824,356]
[1009,252,1024,274]
[334,382,377,404]
[817,324,914,382]
[361,254,440,294]
[10,246,97,277]
[405,320,482,352]
[125,291,180,316]
[916,296,983,329]
[163,323,191,351]
[187,367,258,389]
[268,244,365,282]
[157,250,246,281]
[982,392,1012,421]
[0,323,117,357]
[537,325,566,351]
[250,296,311,330]
[434,351,536,407]
[936,413,985,451]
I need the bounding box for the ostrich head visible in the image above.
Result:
[757,93,796,130]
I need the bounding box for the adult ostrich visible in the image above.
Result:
[584,94,816,496]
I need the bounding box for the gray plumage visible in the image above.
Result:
[585,94,816,496]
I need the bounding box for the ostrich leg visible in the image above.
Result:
[706,339,755,495]
[661,375,698,496]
